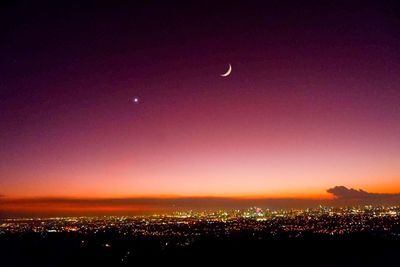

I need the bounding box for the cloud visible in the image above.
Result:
[327,186,400,204]
[327,186,371,199]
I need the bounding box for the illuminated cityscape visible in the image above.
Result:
[2,206,400,237]
[1,206,400,265]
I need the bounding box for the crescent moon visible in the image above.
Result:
[220,64,232,77]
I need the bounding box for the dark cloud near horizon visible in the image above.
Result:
[327,186,400,199]
[327,186,400,206]
[328,186,371,199]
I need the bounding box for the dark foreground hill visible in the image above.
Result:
[1,232,399,266]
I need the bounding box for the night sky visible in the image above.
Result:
[1,1,400,215]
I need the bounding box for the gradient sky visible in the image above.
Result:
[1,1,400,203]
